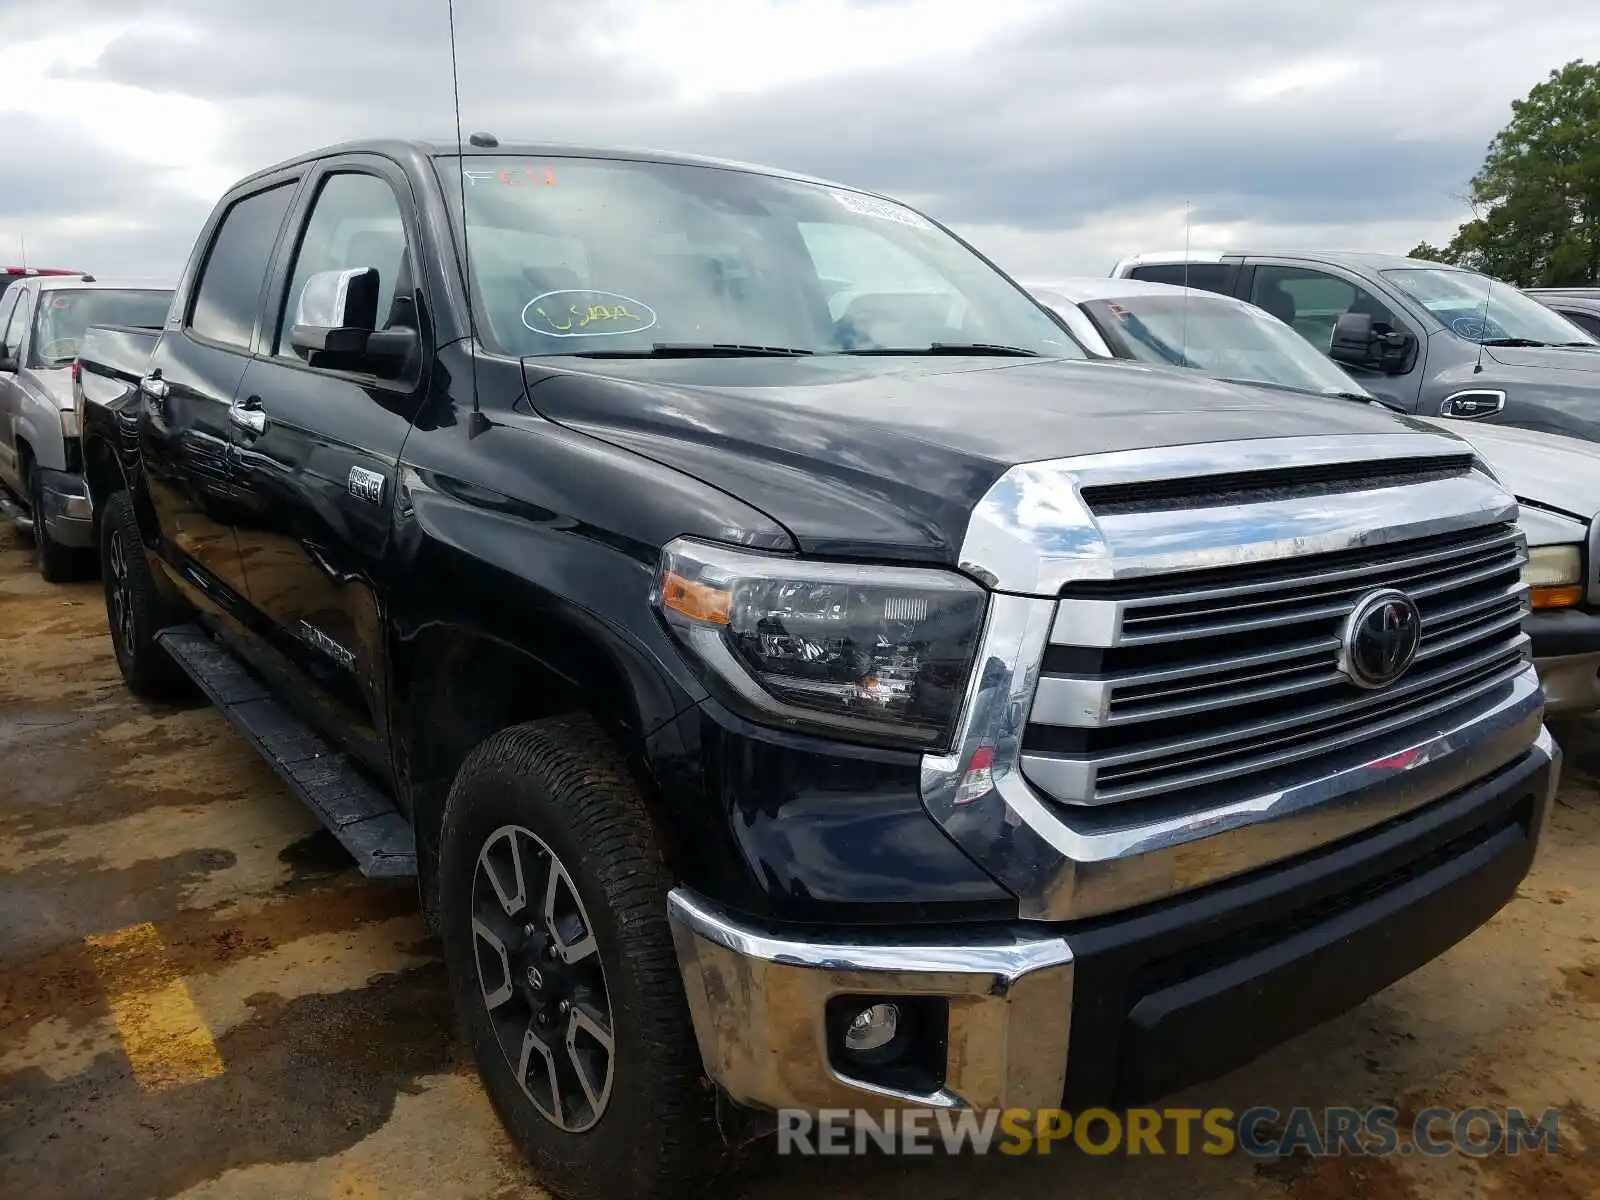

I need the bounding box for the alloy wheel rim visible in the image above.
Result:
[107,529,136,659]
[470,824,615,1133]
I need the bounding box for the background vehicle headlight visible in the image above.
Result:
[654,537,988,750]
[1524,544,1582,609]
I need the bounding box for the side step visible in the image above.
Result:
[0,487,35,536]
[156,624,417,878]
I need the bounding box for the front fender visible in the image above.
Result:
[15,401,67,474]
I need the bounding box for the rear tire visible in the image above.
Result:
[439,715,726,1200]
[99,490,188,699]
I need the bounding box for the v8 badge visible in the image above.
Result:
[347,466,386,506]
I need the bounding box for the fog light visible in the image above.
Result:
[843,1002,900,1053]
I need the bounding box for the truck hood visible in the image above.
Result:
[1481,342,1600,375]
[1418,415,1600,521]
[524,354,1443,563]
[25,366,74,411]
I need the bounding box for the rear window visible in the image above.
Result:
[31,289,174,365]
[1126,262,1238,295]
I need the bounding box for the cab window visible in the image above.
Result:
[2,289,32,362]
[275,171,418,366]
[189,182,297,350]
[1249,265,1403,354]
[0,288,22,358]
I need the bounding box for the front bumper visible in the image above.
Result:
[36,467,93,548]
[670,727,1559,1112]
[1529,608,1600,714]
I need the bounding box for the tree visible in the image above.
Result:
[1405,240,1455,264]
[1418,59,1600,286]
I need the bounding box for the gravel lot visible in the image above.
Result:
[1,521,1597,1199]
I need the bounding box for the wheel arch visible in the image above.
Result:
[393,618,689,931]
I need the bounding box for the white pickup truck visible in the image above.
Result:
[0,276,172,579]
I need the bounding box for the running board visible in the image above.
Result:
[0,487,34,536]
[156,624,417,878]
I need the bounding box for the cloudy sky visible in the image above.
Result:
[4,0,1597,282]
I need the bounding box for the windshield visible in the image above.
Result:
[1382,268,1599,347]
[442,155,1081,358]
[1081,292,1371,395]
[31,289,173,365]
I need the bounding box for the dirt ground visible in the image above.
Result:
[1,520,1598,1200]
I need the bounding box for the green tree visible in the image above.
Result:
[1420,59,1600,286]
[1404,240,1455,263]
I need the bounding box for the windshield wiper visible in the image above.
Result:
[841,343,1042,357]
[567,342,815,358]
[1477,337,1549,347]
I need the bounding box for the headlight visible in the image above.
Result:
[1524,544,1582,609]
[653,537,988,750]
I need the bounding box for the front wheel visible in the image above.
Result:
[439,716,725,1200]
[29,469,86,583]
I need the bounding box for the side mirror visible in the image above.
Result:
[0,342,15,372]
[1329,311,1374,364]
[1329,311,1418,376]
[289,267,417,375]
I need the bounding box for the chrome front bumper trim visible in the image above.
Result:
[666,889,1074,1112]
[1536,651,1600,715]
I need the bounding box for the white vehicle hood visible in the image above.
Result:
[1420,415,1600,522]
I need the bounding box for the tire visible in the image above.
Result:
[99,490,188,699]
[439,715,725,1200]
[29,469,87,583]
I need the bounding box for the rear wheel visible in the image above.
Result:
[99,490,187,699]
[439,715,725,1200]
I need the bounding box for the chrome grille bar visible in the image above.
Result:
[1024,517,1530,805]
[1022,648,1529,806]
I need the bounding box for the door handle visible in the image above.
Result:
[228,396,268,435]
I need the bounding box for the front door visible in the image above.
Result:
[140,179,299,609]
[0,285,33,491]
[227,159,429,774]
[1243,261,1429,412]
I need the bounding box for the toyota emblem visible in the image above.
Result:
[1340,589,1423,689]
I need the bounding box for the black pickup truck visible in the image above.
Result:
[78,139,1560,1200]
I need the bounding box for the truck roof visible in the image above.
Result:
[1113,248,1451,273]
[27,276,173,293]
[236,137,851,195]
[1027,276,1254,304]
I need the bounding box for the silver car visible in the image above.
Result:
[0,276,172,579]
[1029,276,1600,716]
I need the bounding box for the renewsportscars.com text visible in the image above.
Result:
[777,1105,1561,1158]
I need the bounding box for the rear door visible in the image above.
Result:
[226,155,430,773]
[141,176,300,609]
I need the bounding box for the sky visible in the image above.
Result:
[3,0,1598,283]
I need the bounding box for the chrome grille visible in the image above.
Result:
[1021,522,1530,806]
